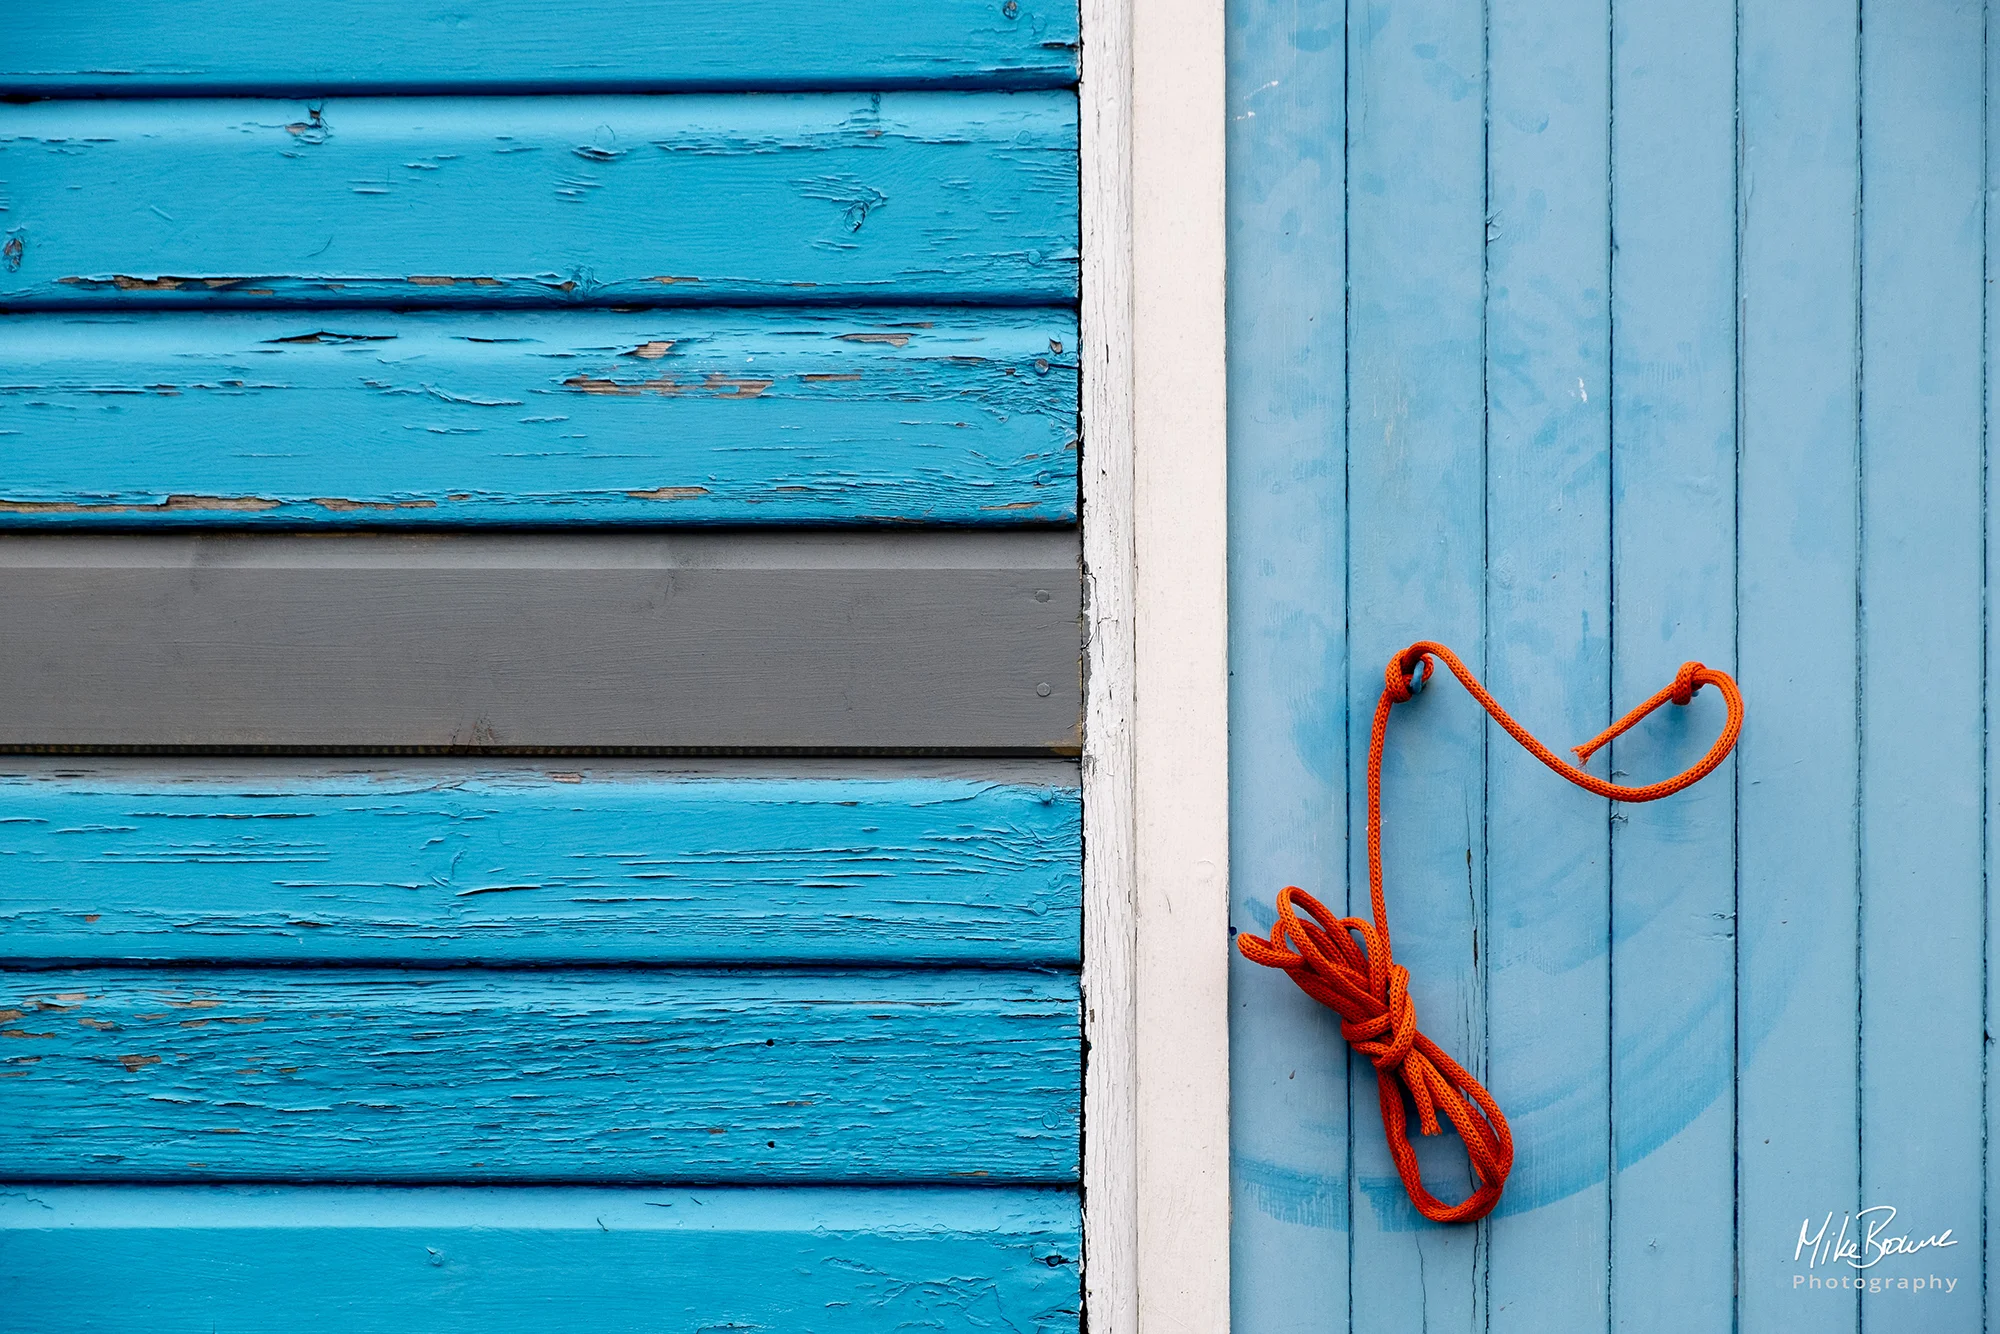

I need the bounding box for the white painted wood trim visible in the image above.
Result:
[1078,0,1140,1324]
[1129,0,1232,1322]
[1081,0,1231,1325]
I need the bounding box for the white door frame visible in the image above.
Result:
[1079,0,1231,1326]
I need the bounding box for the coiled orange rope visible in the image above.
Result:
[1237,640,1743,1224]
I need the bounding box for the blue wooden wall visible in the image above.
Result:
[1229,0,1990,1330]
[0,6,1084,1329]
[1,766,1086,1329]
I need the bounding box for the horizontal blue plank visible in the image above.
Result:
[0,1186,1081,1333]
[0,94,1079,309]
[0,310,1078,525]
[0,969,1079,1181]
[0,0,1080,95]
[0,768,1081,965]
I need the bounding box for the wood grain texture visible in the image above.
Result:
[0,94,1079,309]
[1606,0,1739,1327]
[1482,1,1612,1327]
[0,968,1079,1182]
[1076,0,1141,1325]
[1857,3,1984,1325]
[1128,0,1233,1319]
[0,531,1082,752]
[0,1186,1082,1333]
[1222,0,1352,1328]
[0,310,1079,526]
[1343,3,1488,1330]
[0,767,1080,965]
[1735,1,1863,1325]
[1987,23,2000,1320]
[0,0,1082,95]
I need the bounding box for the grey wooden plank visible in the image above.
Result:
[0,756,1080,784]
[0,532,1081,752]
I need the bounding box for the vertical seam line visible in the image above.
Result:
[1731,0,1747,1327]
[1342,1,1358,1327]
[1981,1,1993,1327]
[1604,2,1621,1328]
[1853,3,1869,1330]
[1480,0,1497,1316]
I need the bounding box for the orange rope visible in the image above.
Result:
[1237,640,1744,1224]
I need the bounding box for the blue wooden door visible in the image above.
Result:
[1229,0,1988,1329]
[0,8,1085,1330]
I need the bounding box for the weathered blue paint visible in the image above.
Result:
[0,311,1078,526]
[1229,0,1991,1329]
[4,3,1088,1324]
[0,94,1079,309]
[0,1186,1082,1333]
[0,1,1081,95]
[0,968,1079,1182]
[0,769,1081,965]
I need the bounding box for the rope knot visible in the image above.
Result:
[1239,884,1514,1222]
[1384,648,1430,704]
[1670,661,1706,706]
[1339,959,1420,1074]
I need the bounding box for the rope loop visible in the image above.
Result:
[1238,640,1743,1224]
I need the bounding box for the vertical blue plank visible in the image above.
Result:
[1481,0,1613,1329]
[1736,0,1861,1326]
[1858,0,1985,1325]
[1989,9,2000,1319]
[1605,1,1739,1329]
[1346,0,1489,1326]
[1226,0,1354,1327]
